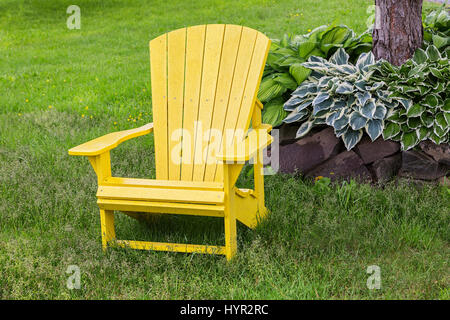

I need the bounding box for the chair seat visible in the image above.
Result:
[97,177,225,204]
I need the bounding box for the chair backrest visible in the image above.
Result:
[149,24,270,182]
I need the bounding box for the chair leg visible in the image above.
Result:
[99,209,115,251]
[224,208,237,261]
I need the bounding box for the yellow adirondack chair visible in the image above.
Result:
[68,24,273,260]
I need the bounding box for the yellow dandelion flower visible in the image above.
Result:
[48,105,52,109]
[18,113,22,116]
[114,121,117,125]
[133,119,136,122]
[85,106,89,110]
[127,118,130,122]
[25,99,29,102]
[81,114,85,118]
[63,79,66,82]
[307,29,312,32]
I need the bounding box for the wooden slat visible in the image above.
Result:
[203,25,243,181]
[180,25,206,181]
[150,34,168,180]
[115,240,226,255]
[97,185,224,204]
[192,24,225,181]
[235,32,271,137]
[167,28,186,180]
[213,27,258,182]
[97,199,224,217]
[69,123,153,156]
[102,177,223,190]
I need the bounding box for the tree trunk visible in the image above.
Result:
[372,0,423,66]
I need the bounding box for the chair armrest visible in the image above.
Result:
[217,128,273,163]
[68,123,154,156]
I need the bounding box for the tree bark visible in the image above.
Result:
[372,0,423,66]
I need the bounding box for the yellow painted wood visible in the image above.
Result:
[192,24,225,181]
[97,185,224,204]
[235,32,271,138]
[102,177,223,190]
[88,152,111,184]
[203,25,243,181]
[150,34,169,180]
[115,240,226,255]
[99,209,115,250]
[214,27,258,183]
[167,28,186,180]
[97,198,225,217]
[181,25,207,180]
[251,106,267,216]
[223,163,237,260]
[217,129,273,162]
[69,24,273,260]
[234,189,258,229]
[68,123,153,156]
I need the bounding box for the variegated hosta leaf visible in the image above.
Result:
[366,119,383,141]
[401,131,419,150]
[313,98,333,115]
[342,129,363,150]
[326,110,341,126]
[284,109,309,123]
[407,117,421,129]
[422,94,439,108]
[356,91,371,106]
[349,111,367,130]
[283,96,304,111]
[356,51,375,72]
[296,120,314,138]
[397,98,413,111]
[417,127,429,141]
[383,122,401,140]
[329,48,349,65]
[413,48,428,65]
[373,104,387,120]
[335,126,348,138]
[335,81,354,94]
[360,99,376,119]
[421,112,434,128]
[426,45,441,62]
[435,112,447,130]
[292,83,317,98]
[312,92,330,106]
[406,104,426,117]
[333,114,349,131]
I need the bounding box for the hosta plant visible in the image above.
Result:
[423,4,450,56]
[282,48,403,150]
[258,24,372,126]
[372,45,450,150]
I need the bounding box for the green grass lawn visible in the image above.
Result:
[1,0,448,299]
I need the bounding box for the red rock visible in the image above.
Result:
[278,127,342,174]
[306,150,371,181]
[399,150,448,181]
[278,123,300,145]
[419,141,450,166]
[369,153,402,182]
[354,136,400,164]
